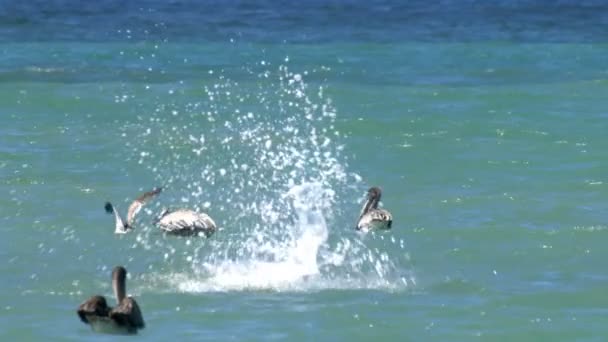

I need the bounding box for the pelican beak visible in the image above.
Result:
[356,197,373,229]
[360,197,374,216]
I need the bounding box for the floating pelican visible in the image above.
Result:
[77,266,145,334]
[356,186,393,232]
[105,187,162,234]
[155,208,217,237]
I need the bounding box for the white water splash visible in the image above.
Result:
[139,180,413,293]
[123,60,413,292]
[190,182,329,290]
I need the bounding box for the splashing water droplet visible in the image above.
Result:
[121,60,412,292]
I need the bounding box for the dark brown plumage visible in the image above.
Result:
[77,266,145,334]
[77,295,110,324]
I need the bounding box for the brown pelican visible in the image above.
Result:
[155,208,217,237]
[356,186,393,232]
[105,187,162,234]
[77,266,145,334]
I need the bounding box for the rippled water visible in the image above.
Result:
[2,1,608,340]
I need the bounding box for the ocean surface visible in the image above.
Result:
[2,1,608,340]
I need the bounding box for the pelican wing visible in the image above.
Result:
[77,295,110,324]
[126,187,162,226]
[357,209,393,231]
[109,297,145,330]
[370,209,392,223]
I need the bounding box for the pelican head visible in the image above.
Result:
[112,266,127,305]
[360,187,382,215]
[367,187,382,203]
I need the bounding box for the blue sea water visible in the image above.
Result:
[2,1,608,340]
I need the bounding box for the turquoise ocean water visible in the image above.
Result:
[2,1,608,340]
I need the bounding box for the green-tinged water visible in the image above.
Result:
[2,3,608,340]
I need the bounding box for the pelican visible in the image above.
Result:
[356,186,393,232]
[155,208,217,237]
[105,187,162,234]
[77,266,145,334]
